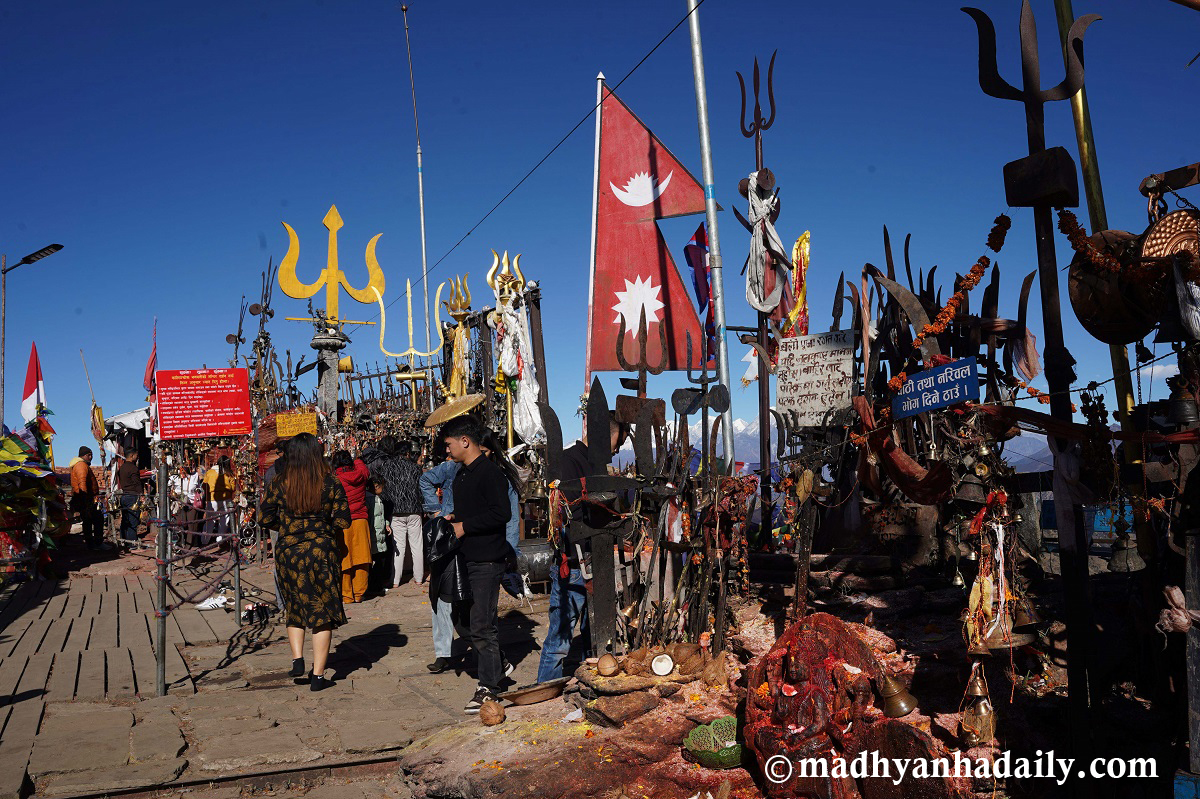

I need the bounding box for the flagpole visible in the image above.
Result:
[584,72,605,389]
[686,0,735,471]
[400,5,432,411]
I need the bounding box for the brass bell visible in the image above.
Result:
[967,639,992,657]
[1108,534,1146,573]
[527,479,547,500]
[876,674,918,718]
[965,668,989,697]
[951,571,965,588]
[960,697,996,747]
[983,609,1034,649]
[1011,601,1042,632]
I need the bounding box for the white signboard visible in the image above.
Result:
[776,330,855,426]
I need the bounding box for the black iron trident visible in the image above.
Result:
[962,1,1098,784]
[962,0,1095,423]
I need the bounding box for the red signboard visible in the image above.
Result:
[156,369,252,440]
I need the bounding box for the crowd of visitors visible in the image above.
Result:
[64,411,622,711]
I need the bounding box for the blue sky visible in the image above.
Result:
[3,0,1198,459]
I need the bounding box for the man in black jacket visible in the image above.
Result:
[441,416,511,712]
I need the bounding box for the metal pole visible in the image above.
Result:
[1,256,6,428]
[584,73,604,385]
[401,6,432,411]
[155,454,168,696]
[233,511,243,629]
[1052,0,1149,562]
[686,0,736,472]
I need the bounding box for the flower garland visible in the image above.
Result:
[909,215,1010,355]
[1056,210,1123,273]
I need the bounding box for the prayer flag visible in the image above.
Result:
[683,223,717,363]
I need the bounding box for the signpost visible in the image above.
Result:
[156,369,253,440]
[892,358,980,420]
[775,330,854,426]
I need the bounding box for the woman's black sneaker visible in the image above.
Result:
[289,658,305,678]
[310,672,330,692]
[427,657,451,674]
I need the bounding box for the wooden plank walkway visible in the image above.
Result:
[0,570,240,709]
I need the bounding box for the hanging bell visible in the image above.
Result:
[1108,534,1146,573]
[960,697,996,747]
[967,639,992,657]
[1167,375,1199,426]
[983,609,1034,649]
[1011,601,1042,632]
[876,674,918,718]
[951,571,965,588]
[965,669,989,697]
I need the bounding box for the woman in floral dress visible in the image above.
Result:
[258,433,350,691]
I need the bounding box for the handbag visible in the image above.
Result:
[424,516,460,566]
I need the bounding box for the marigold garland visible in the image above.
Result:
[1057,209,1123,273]
[986,214,1012,253]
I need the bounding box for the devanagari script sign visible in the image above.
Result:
[776,330,855,426]
[275,411,317,438]
[156,369,252,440]
[891,357,979,420]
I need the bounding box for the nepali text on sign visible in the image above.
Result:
[891,357,980,420]
[275,412,317,438]
[776,330,855,427]
[156,369,253,440]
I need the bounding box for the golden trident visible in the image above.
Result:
[486,249,525,306]
[373,278,446,359]
[278,205,386,324]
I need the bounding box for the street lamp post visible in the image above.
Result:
[1,244,64,426]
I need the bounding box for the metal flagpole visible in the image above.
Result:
[584,73,604,388]
[400,5,433,411]
[686,0,735,471]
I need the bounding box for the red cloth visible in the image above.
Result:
[335,459,371,520]
[853,396,954,506]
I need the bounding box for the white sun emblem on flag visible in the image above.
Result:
[612,275,665,329]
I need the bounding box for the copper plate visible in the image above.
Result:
[497,676,571,706]
[424,393,485,428]
[1142,209,1200,261]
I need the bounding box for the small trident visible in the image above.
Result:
[278,205,386,324]
[615,306,667,399]
[737,50,776,168]
[442,273,472,323]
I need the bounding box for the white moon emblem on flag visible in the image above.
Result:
[612,275,666,329]
[609,171,673,207]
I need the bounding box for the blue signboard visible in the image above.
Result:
[892,357,979,420]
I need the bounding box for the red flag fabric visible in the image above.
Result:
[143,321,157,393]
[587,84,706,377]
[21,342,46,422]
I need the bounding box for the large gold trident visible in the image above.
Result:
[278,205,386,323]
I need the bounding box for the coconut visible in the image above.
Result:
[479,699,506,726]
[597,653,620,677]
